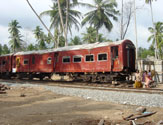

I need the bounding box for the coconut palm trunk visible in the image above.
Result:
[57,0,67,46]
[149,2,158,59]
[26,0,57,47]
[120,0,124,40]
[134,0,138,60]
[65,0,70,46]
[146,0,158,59]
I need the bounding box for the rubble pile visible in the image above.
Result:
[0,84,10,94]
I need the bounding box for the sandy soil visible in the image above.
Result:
[0,86,163,125]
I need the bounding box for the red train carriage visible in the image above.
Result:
[12,50,54,80]
[0,39,135,82]
[0,54,13,78]
[53,39,135,82]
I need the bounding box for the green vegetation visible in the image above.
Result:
[0,0,162,60]
[81,0,119,42]
[8,20,23,53]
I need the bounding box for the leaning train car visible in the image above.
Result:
[53,39,135,82]
[0,54,13,78]
[12,50,55,80]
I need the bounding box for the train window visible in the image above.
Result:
[62,56,70,63]
[73,55,82,63]
[47,57,52,64]
[85,55,94,62]
[98,53,107,61]
[32,56,35,64]
[24,59,29,65]
[2,60,6,65]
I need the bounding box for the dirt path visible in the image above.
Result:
[0,86,163,125]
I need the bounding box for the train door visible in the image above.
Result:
[111,46,119,71]
[54,52,59,71]
[30,55,36,72]
[126,45,135,71]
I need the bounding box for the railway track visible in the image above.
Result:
[0,79,163,95]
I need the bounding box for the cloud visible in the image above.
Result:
[0,25,9,45]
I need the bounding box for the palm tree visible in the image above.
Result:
[25,0,55,46]
[27,44,36,51]
[33,26,46,50]
[8,20,23,53]
[145,0,158,58]
[148,22,163,59]
[33,26,43,40]
[69,36,82,45]
[2,44,10,54]
[82,26,107,43]
[40,1,81,46]
[81,0,119,42]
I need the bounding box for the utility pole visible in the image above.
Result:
[134,0,138,60]
[120,0,124,40]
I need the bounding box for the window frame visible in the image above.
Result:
[73,55,82,63]
[97,53,108,62]
[23,59,29,65]
[62,56,71,63]
[47,57,52,64]
[85,54,94,62]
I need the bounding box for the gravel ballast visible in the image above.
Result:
[2,82,163,108]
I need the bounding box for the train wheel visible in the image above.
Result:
[39,75,44,80]
[100,75,107,83]
[29,74,33,80]
[83,75,91,82]
[91,75,97,83]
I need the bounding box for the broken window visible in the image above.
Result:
[98,53,107,61]
[73,55,82,63]
[24,59,29,65]
[85,55,94,62]
[62,56,70,63]
[47,57,52,64]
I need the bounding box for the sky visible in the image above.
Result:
[0,0,162,49]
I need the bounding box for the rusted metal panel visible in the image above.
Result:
[0,55,12,73]
[12,52,54,73]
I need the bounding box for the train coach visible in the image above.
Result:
[0,39,135,82]
[54,39,135,82]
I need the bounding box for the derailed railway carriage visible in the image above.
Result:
[0,39,135,82]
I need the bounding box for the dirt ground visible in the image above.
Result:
[0,86,163,125]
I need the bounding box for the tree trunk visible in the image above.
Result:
[57,0,67,46]
[65,0,69,46]
[120,0,124,40]
[149,1,158,59]
[96,29,99,42]
[26,0,56,48]
[134,0,138,60]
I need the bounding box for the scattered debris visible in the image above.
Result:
[0,83,10,94]
[157,120,163,125]
[98,119,105,125]
[136,107,146,114]
[20,93,26,97]
[124,111,156,121]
